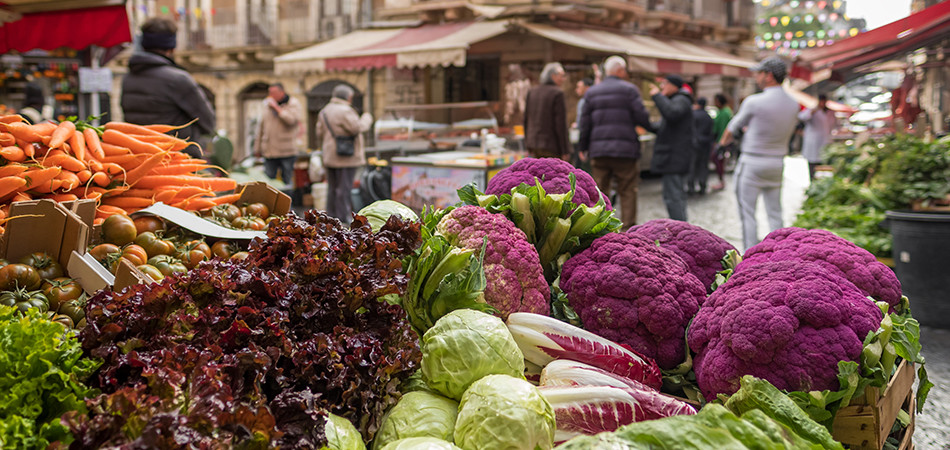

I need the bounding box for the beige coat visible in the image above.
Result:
[254,96,303,158]
[317,98,373,168]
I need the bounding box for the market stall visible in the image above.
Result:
[390,150,521,212]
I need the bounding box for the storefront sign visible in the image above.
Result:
[79,67,112,93]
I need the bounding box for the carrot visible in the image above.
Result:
[101,129,164,154]
[0,146,26,162]
[30,178,62,194]
[173,196,216,210]
[48,121,76,149]
[127,134,191,151]
[121,188,160,198]
[143,119,197,134]
[50,193,79,202]
[55,171,81,191]
[10,192,31,203]
[0,115,24,124]
[93,217,105,225]
[87,159,104,172]
[211,192,244,205]
[100,142,133,157]
[134,175,237,191]
[76,169,92,183]
[16,140,36,159]
[122,152,168,186]
[32,122,57,135]
[0,165,28,177]
[42,153,86,172]
[68,129,86,162]
[101,185,130,198]
[0,178,26,199]
[22,167,62,190]
[101,153,149,166]
[1,122,45,143]
[152,189,181,203]
[102,196,155,208]
[96,204,128,216]
[101,163,126,177]
[90,171,111,187]
[0,133,15,146]
[83,128,105,160]
[150,163,214,176]
[104,121,170,137]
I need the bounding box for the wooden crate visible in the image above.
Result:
[832,360,916,449]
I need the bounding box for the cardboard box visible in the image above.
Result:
[236,181,292,216]
[832,360,916,449]
[0,199,110,295]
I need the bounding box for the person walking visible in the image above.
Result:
[253,83,304,186]
[688,97,715,195]
[710,93,733,191]
[572,77,594,170]
[799,93,837,181]
[121,17,215,158]
[317,85,373,224]
[578,55,652,230]
[524,62,569,160]
[718,57,801,251]
[648,74,694,221]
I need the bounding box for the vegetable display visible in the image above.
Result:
[560,232,706,369]
[484,157,611,208]
[627,219,737,294]
[66,212,421,446]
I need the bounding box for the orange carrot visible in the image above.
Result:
[1,122,45,143]
[100,142,133,157]
[0,133,14,146]
[48,121,76,149]
[0,165,28,177]
[104,121,170,137]
[68,128,86,162]
[96,204,128,216]
[55,171,81,191]
[83,128,105,160]
[0,146,26,162]
[101,196,155,208]
[30,178,62,194]
[101,129,164,154]
[76,169,92,183]
[0,178,26,199]
[42,153,86,172]
[9,192,31,203]
[93,217,105,225]
[88,159,104,173]
[0,115,24,124]
[150,163,215,176]
[173,196,217,210]
[101,163,126,177]
[142,119,197,134]
[101,185,130,198]
[90,171,111,187]
[120,188,159,198]
[134,175,236,191]
[102,153,149,166]
[50,193,79,202]
[32,122,57,135]
[22,167,62,190]
[123,152,168,186]
[127,134,191,151]
[211,192,244,205]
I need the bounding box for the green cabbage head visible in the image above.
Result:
[454,374,556,450]
[324,412,366,450]
[379,437,462,450]
[358,200,418,232]
[373,391,459,450]
[421,309,525,400]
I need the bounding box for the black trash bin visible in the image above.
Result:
[885,210,950,329]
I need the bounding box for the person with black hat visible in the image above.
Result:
[717,56,800,250]
[121,17,216,158]
[647,74,694,221]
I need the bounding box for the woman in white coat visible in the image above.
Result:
[798,94,837,181]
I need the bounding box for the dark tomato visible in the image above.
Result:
[42,277,83,313]
[58,300,85,324]
[247,217,267,231]
[179,249,208,270]
[243,203,270,219]
[147,255,187,277]
[211,241,237,259]
[230,217,253,230]
[51,314,74,329]
[19,252,64,280]
[211,204,242,222]
[185,240,212,258]
[102,214,138,246]
[89,243,121,264]
[0,288,49,313]
[134,232,175,257]
[133,216,165,235]
[0,264,42,290]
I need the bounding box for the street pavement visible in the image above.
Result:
[633,155,948,448]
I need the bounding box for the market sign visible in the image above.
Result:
[78,67,112,93]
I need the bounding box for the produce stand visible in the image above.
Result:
[390,150,521,212]
[370,101,501,162]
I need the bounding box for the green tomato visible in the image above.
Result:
[147,255,187,277]
[0,288,50,314]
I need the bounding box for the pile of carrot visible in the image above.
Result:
[0,114,239,232]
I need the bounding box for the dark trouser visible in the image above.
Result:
[264,156,296,186]
[808,162,820,181]
[591,157,639,230]
[687,143,712,193]
[527,148,563,159]
[662,173,688,221]
[326,167,357,224]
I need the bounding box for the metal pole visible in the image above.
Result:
[90,45,102,126]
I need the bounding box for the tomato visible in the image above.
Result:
[211,204,242,222]
[120,244,149,267]
[58,299,84,324]
[50,313,74,329]
[179,249,208,270]
[185,240,211,258]
[42,277,83,313]
[0,288,49,313]
[89,243,121,264]
[133,216,165,235]
[0,264,42,290]
[137,264,165,281]
[19,252,64,280]
[211,241,237,259]
[247,217,267,231]
[243,203,270,219]
[134,232,175,257]
[147,255,187,277]
[102,214,138,246]
[230,251,249,260]
[230,217,253,230]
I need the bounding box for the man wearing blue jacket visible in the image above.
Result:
[578,56,653,230]
[649,74,694,221]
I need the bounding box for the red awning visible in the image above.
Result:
[0,4,131,53]
[794,1,950,82]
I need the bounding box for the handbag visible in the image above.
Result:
[321,111,356,157]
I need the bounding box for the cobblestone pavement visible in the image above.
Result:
[631,155,948,448]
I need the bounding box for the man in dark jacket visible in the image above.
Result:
[578,56,652,230]
[524,62,569,159]
[121,17,215,158]
[688,97,715,195]
[648,74,694,221]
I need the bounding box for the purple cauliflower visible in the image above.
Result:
[688,260,884,400]
[627,219,737,294]
[560,232,707,369]
[486,157,612,209]
[739,227,901,306]
[436,205,549,318]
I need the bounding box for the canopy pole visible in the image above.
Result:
[90,45,102,126]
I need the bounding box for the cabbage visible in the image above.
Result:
[379,437,461,450]
[454,375,556,450]
[373,391,459,449]
[421,309,525,400]
[324,412,366,450]
[358,200,418,232]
